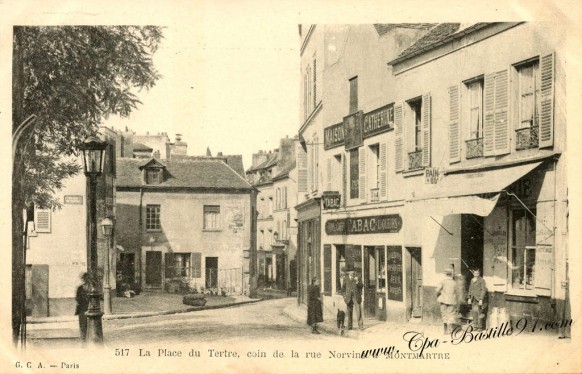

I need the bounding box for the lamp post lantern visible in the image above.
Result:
[101,217,113,315]
[78,135,108,344]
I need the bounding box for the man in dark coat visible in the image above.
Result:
[75,272,90,342]
[467,268,487,330]
[343,267,364,330]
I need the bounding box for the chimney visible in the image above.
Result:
[176,134,182,142]
[217,152,223,157]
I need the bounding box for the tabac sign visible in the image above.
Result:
[322,191,341,209]
[325,214,402,235]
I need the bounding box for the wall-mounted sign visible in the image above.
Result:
[322,191,341,209]
[325,214,402,235]
[64,195,83,205]
[424,167,440,184]
[387,246,403,301]
[324,122,345,150]
[363,104,394,138]
[344,111,363,150]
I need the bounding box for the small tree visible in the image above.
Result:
[12,26,163,344]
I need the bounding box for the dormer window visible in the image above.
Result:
[146,168,162,184]
[139,158,166,185]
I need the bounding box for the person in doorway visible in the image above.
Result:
[342,266,364,330]
[467,268,487,330]
[436,268,458,335]
[75,272,91,342]
[307,277,323,334]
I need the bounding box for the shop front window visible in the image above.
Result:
[510,208,536,290]
[336,246,346,294]
[377,248,386,292]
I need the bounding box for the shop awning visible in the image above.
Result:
[408,161,543,216]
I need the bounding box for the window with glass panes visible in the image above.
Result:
[203,205,221,229]
[145,205,161,231]
[467,79,483,139]
[518,60,540,129]
[511,208,536,290]
[174,253,191,277]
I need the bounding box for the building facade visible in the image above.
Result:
[116,157,256,296]
[299,22,568,327]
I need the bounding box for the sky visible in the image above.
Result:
[104,14,299,171]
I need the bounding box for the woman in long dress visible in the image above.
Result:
[307,277,323,334]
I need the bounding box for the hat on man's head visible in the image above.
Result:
[342,265,355,273]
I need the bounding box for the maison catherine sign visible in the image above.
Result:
[324,104,394,150]
[325,214,402,235]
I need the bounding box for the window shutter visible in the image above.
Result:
[297,146,308,193]
[539,52,555,148]
[449,85,461,163]
[342,154,347,207]
[192,253,202,278]
[313,58,317,108]
[421,93,431,166]
[380,142,387,199]
[326,157,332,191]
[394,103,403,172]
[483,73,495,156]
[164,253,175,279]
[323,244,332,295]
[34,209,51,233]
[493,69,510,155]
[359,147,366,200]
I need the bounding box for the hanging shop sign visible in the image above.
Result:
[363,103,394,138]
[387,246,403,301]
[325,214,402,235]
[324,122,345,150]
[343,111,364,150]
[322,191,341,209]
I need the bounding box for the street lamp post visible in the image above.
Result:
[78,136,108,344]
[101,217,114,315]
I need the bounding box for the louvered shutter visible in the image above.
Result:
[164,253,175,279]
[326,157,332,191]
[342,154,347,207]
[323,244,332,295]
[483,73,495,156]
[192,253,202,278]
[493,70,510,155]
[449,85,461,163]
[539,52,555,148]
[421,93,431,166]
[359,147,366,200]
[34,209,51,233]
[297,146,308,192]
[394,103,403,172]
[380,142,387,199]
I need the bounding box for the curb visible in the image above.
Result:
[282,304,361,339]
[27,298,264,324]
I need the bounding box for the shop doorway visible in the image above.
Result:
[461,214,484,292]
[407,247,423,318]
[363,246,376,318]
[145,251,162,287]
[205,257,218,289]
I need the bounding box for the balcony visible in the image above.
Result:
[370,188,379,202]
[465,137,484,159]
[516,125,539,150]
[408,150,423,170]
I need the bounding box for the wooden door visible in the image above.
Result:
[205,257,218,288]
[363,246,376,317]
[145,251,162,287]
[409,247,423,318]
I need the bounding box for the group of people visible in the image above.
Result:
[436,267,487,334]
[307,266,363,334]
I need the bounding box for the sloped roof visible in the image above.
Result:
[272,160,296,181]
[374,23,435,36]
[389,23,491,65]
[117,158,253,190]
[223,155,245,177]
[132,142,153,151]
[248,152,278,173]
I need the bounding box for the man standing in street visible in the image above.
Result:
[343,266,364,330]
[467,267,487,330]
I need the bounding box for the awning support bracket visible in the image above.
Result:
[430,216,453,236]
[501,190,554,238]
